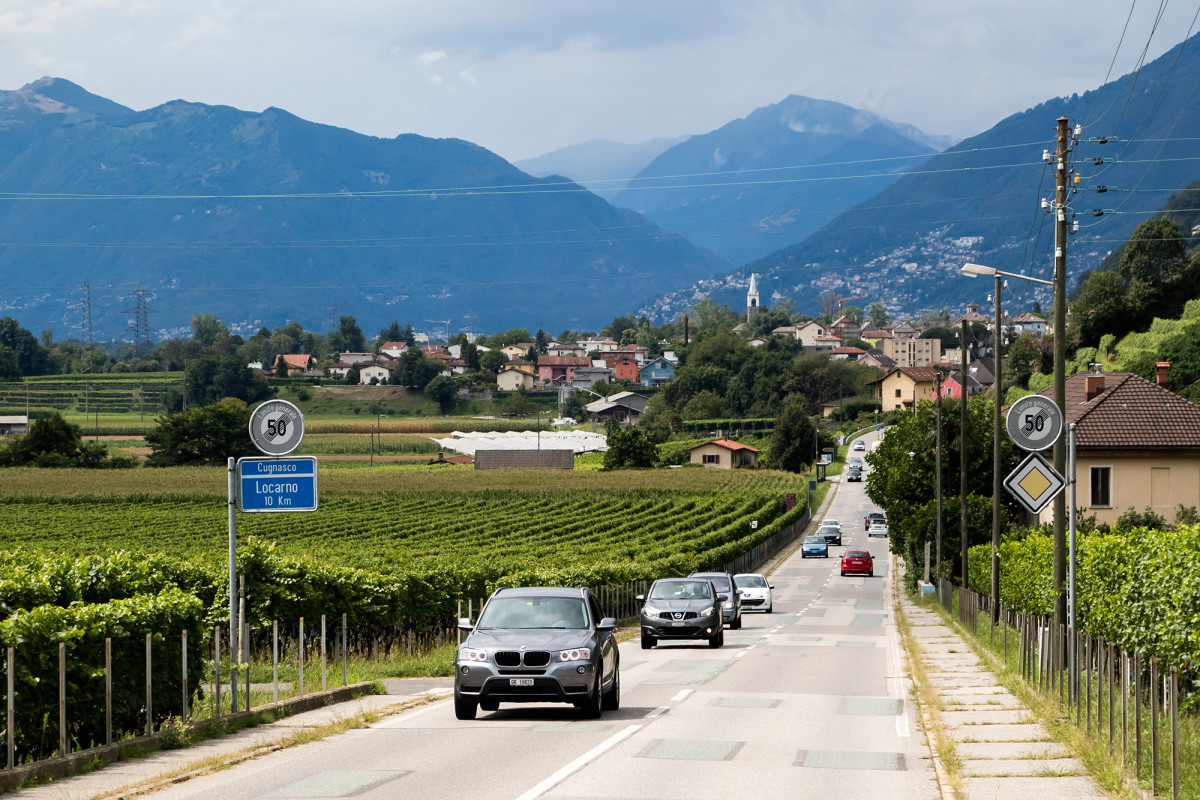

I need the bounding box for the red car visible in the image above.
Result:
[840,549,874,577]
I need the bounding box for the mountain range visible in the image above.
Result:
[514,136,687,194]
[646,32,1200,321]
[0,78,725,339]
[612,95,956,264]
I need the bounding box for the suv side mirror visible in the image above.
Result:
[635,594,645,603]
[717,594,728,602]
[769,584,775,590]
[597,617,617,632]
[457,617,474,632]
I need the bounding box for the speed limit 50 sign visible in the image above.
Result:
[248,399,306,456]
[1005,395,1063,452]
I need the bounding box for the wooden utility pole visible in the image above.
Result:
[935,372,943,574]
[1052,117,1070,634]
[960,319,970,585]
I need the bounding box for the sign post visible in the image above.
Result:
[226,400,315,710]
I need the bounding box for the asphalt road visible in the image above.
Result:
[142,430,938,800]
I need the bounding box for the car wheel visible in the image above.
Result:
[580,673,603,719]
[709,629,723,648]
[479,698,498,712]
[601,665,620,711]
[640,633,654,649]
[869,570,874,577]
[764,605,772,614]
[454,692,478,720]
[840,570,846,576]
[731,615,742,630]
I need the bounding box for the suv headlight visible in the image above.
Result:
[641,605,660,616]
[459,648,489,662]
[699,607,715,617]
[722,601,734,609]
[557,648,591,662]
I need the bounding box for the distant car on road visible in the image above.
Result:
[816,524,842,546]
[638,578,724,649]
[841,550,875,577]
[821,518,840,529]
[733,573,774,613]
[853,440,866,451]
[847,465,863,482]
[454,587,619,720]
[801,535,829,558]
[689,571,743,629]
[868,522,889,538]
[864,511,887,531]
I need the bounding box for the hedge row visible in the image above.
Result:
[967,526,1200,672]
[0,589,207,762]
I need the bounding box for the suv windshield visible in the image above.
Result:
[650,580,712,600]
[734,575,767,588]
[477,596,589,629]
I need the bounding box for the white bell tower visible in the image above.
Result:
[746,273,760,323]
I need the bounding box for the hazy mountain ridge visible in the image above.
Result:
[514,136,688,193]
[0,79,726,338]
[644,33,1200,321]
[613,94,953,264]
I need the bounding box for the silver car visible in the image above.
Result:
[638,578,724,648]
[454,587,619,720]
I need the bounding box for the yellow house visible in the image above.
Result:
[496,363,536,391]
[687,439,760,469]
[1031,368,1200,527]
[869,366,938,411]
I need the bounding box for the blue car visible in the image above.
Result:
[801,534,829,559]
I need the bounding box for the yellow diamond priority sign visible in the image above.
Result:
[1003,451,1066,515]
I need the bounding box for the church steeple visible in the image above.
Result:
[747,273,760,323]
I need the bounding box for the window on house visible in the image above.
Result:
[703,454,720,464]
[895,389,902,397]
[1090,466,1112,508]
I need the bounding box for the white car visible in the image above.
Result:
[733,573,774,613]
[868,523,888,537]
[820,518,840,531]
[853,441,866,451]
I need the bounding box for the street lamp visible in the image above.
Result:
[962,263,1054,622]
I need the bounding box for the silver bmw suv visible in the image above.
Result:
[454,587,619,720]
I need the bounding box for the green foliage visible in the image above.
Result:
[1114,505,1168,532]
[184,355,270,406]
[7,411,80,466]
[0,588,207,761]
[681,389,728,420]
[602,420,657,469]
[145,398,256,466]
[0,317,53,376]
[967,527,1200,674]
[393,349,440,391]
[424,375,457,415]
[769,401,822,473]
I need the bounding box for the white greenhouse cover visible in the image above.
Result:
[431,430,608,455]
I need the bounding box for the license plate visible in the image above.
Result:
[509,678,534,687]
[670,621,686,627]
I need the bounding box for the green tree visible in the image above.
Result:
[184,355,271,406]
[479,350,507,373]
[344,365,361,385]
[841,305,865,324]
[274,355,289,379]
[393,349,440,390]
[145,398,256,466]
[402,323,417,347]
[9,412,80,466]
[1119,217,1185,287]
[462,343,481,371]
[337,316,367,353]
[681,389,728,420]
[1071,269,1129,346]
[190,313,228,348]
[0,343,18,380]
[0,317,52,375]
[425,375,458,415]
[602,419,656,469]
[687,298,740,331]
[533,329,551,356]
[769,400,820,473]
[501,388,533,416]
[1003,332,1042,389]
[867,302,891,329]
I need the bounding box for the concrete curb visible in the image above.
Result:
[0,682,378,793]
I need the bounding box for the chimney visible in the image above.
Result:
[1085,374,1105,402]
[1156,362,1170,388]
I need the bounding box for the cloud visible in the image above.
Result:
[417,49,446,66]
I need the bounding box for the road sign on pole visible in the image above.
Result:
[1003,451,1065,515]
[238,457,319,512]
[1005,395,1064,452]
[248,399,306,456]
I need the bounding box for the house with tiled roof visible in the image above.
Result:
[378,342,409,358]
[1012,312,1048,338]
[830,346,867,361]
[538,355,592,383]
[273,353,314,376]
[868,366,939,411]
[687,439,760,469]
[1028,366,1200,526]
[497,363,536,391]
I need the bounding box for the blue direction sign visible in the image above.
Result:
[238,456,319,513]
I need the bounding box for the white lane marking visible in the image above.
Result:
[884,570,911,739]
[734,650,748,658]
[671,689,693,702]
[372,697,448,728]
[646,706,670,718]
[512,723,643,800]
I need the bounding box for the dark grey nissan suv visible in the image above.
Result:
[454,587,619,720]
[637,577,724,648]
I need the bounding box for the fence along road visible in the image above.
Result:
[131,430,939,800]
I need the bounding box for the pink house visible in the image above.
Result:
[537,355,592,383]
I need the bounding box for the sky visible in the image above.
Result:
[1,1,1198,163]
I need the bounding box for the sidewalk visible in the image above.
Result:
[899,597,1106,799]
[10,686,452,800]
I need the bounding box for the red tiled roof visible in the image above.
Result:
[274,353,313,369]
[831,346,867,354]
[1032,372,1200,449]
[687,438,761,453]
[537,355,592,367]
